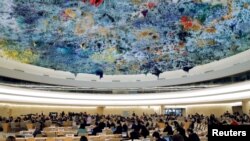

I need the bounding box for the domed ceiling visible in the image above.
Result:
[0,0,250,76]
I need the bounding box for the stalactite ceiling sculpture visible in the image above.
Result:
[0,0,250,77]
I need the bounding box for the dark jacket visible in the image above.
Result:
[122,124,128,132]
[114,125,123,134]
[156,138,166,141]
[140,126,149,138]
[92,126,102,135]
[33,129,42,137]
[188,133,200,141]
[130,131,140,140]
[163,125,173,135]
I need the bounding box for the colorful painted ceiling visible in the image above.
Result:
[0,0,250,76]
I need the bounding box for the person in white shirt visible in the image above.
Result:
[87,115,92,126]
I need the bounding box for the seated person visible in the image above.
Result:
[122,122,128,132]
[78,124,87,135]
[80,136,88,141]
[187,128,200,141]
[6,136,15,141]
[163,122,173,135]
[172,134,184,141]
[140,125,149,138]
[114,122,122,134]
[152,131,165,141]
[174,121,189,141]
[130,129,140,140]
[92,123,102,135]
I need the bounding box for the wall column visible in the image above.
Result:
[96,106,105,115]
[160,105,165,115]
[0,104,10,117]
[242,100,250,115]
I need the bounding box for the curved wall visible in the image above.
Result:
[0,49,250,88]
[1,81,250,106]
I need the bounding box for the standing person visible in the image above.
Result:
[33,126,42,137]
[140,125,149,138]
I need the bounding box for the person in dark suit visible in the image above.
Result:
[187,129,200,141]
[114,122,122,134]
[152,131,165,141]
[6,136,16,141]
[80,136,88,141]
[98,120,106,130]
[92,123,102,135]
[140,125,149,138]
[33,126,42,137]
[174,121,189,141]
[122,122,128,132]
[163,122,173,135]
[130,129,140,140]
[172,134,184,141]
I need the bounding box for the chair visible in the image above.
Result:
[10,122,20,132]
[45,132,57,137]
[20,122,27,130]
[183,122,191,131]
[99,136,106,141]
[34,122,41,129]
[45,121,52,127]
[46,137,55,141]
[43,128,50,132]
[26,138,35,141]
[67,121,73,127]
[26,123,34,130]
[73,138,81,141]
[162,132,168,136]
[15,122,21,129]
[63,122,68,127]
[196,124,201,131]
[36,134,43,137]
[88,136,100,141]
[109,138,121,141]
[35,137,47,141]
[78,133,87,137]
[63,137,73,141]
[2,123,10,133]
[194,123,198,129]
[104,129,113,135]
[16,138,25,141]
[113,134,121,138]
[57,131,65,137]
[157,122,165,129]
